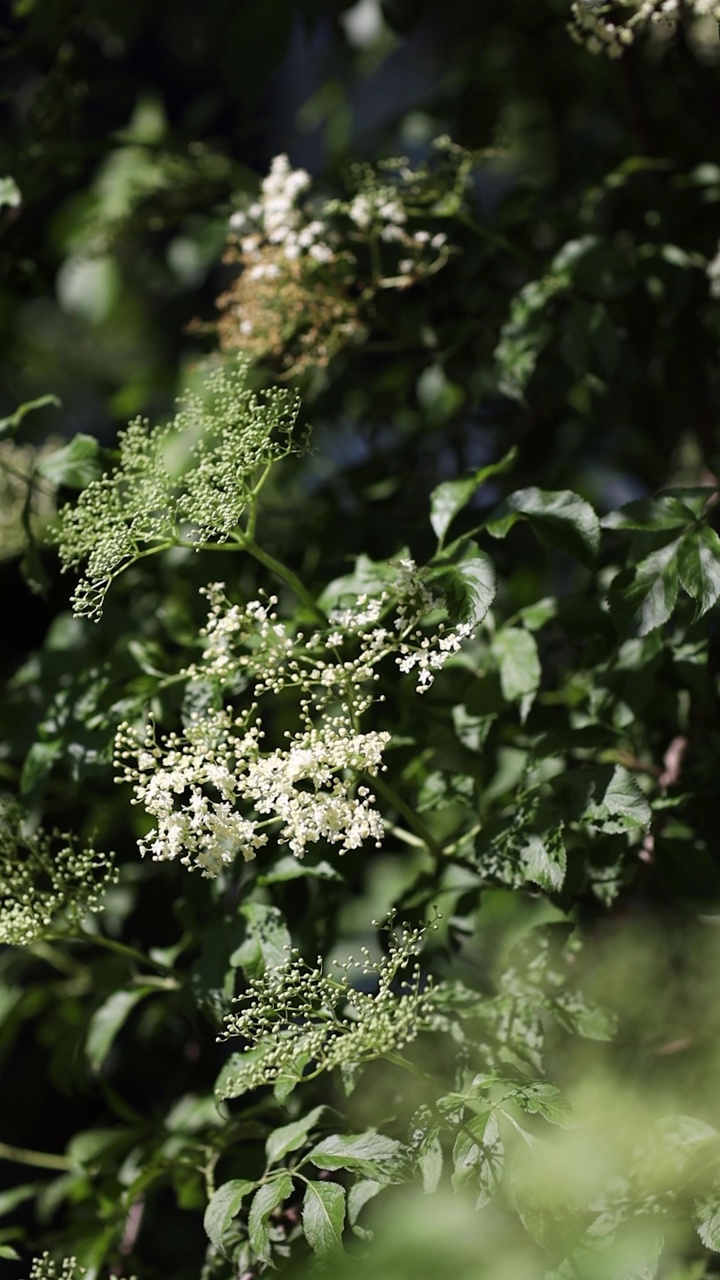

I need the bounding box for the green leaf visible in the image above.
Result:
[0,1183,38,1216]
[0,394,60,438]
[302,1180,346,1258]
[607,540,681,636]
[678,524,720,617]
[86,987,156,1071]
[230,902,291,977]
[258,856,342,885]
[306,1132,402,1179]
[347,1179,382,1239]
[486,488,600,566]
[214,1046,276,1101]
[418,1135,443,1193]
[429,538,496,626]
[265,1106,326,1165]
[550,992,617,1040]
[429,448,517,546]
[491,627,541,712]
[37,434,102,489]
[522,832,566,893]
[0,1246,20,1261]
[248,1172,293,1264]
[555,765,651,835]
[19,740,62,806]
[451,1111,504,1207]
[695,1190,720,1251]
[317,552,405,612]
[204,1179,256,1256]
[601,494,699,532]
[512,1082,573,1127]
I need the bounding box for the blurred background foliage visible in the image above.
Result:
[3,0,720,1277]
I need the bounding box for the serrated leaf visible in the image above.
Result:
[607,540,681,636]
[86,987,156,1072]
[203,1179,256,1255]
[555,765,651,834]
[429,448,517,546]
[512,1082,573,1127]
[230,902,291,977]
[695,1191,720,1251]
[37,434,102,489]
[451,1111,504,1207]
[429,538,495,627]
[522,832,566,893]
[601,494,698,532]
[265,1106,326,1165]
[419,1135,444,1193]
[248,1172,293,1264]
[302,1180,346,1258]
[678,524,720,616]
[486,487,600,566]
[306,1132,402,1179]
[274,1051,312,1103]
[492,627,541,711]
[550,992,617,1040]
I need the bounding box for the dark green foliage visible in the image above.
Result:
[3,2,720,1279]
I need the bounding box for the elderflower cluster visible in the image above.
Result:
[570,0,720,56]
[52,359,301,619]
[115,564,476,877]
[392,558,474,691]
[217,920,440,1096]
[0,796,116,947]
[115,709,388,875]
[217,142,462,374]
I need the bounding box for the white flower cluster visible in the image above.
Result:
[570,0,720,56]
[227,153,451,291]
[115,707,388,876]
[392,558,475,691]
[229,154,334,273]
[115,564,476,876]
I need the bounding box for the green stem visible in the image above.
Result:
[58,929,176,977]
[241,538,326,622]
[0,1140,70,1171]
[372,774,442,858]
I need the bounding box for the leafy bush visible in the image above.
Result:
[3,3,720,1278]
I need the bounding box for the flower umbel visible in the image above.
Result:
[217,919,440,1097]
[115,562,476,876]
[0,796,116,946]
[52,359,302,619]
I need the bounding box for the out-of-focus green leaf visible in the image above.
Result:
[86,987,157,1071]
[37,435,102,489]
